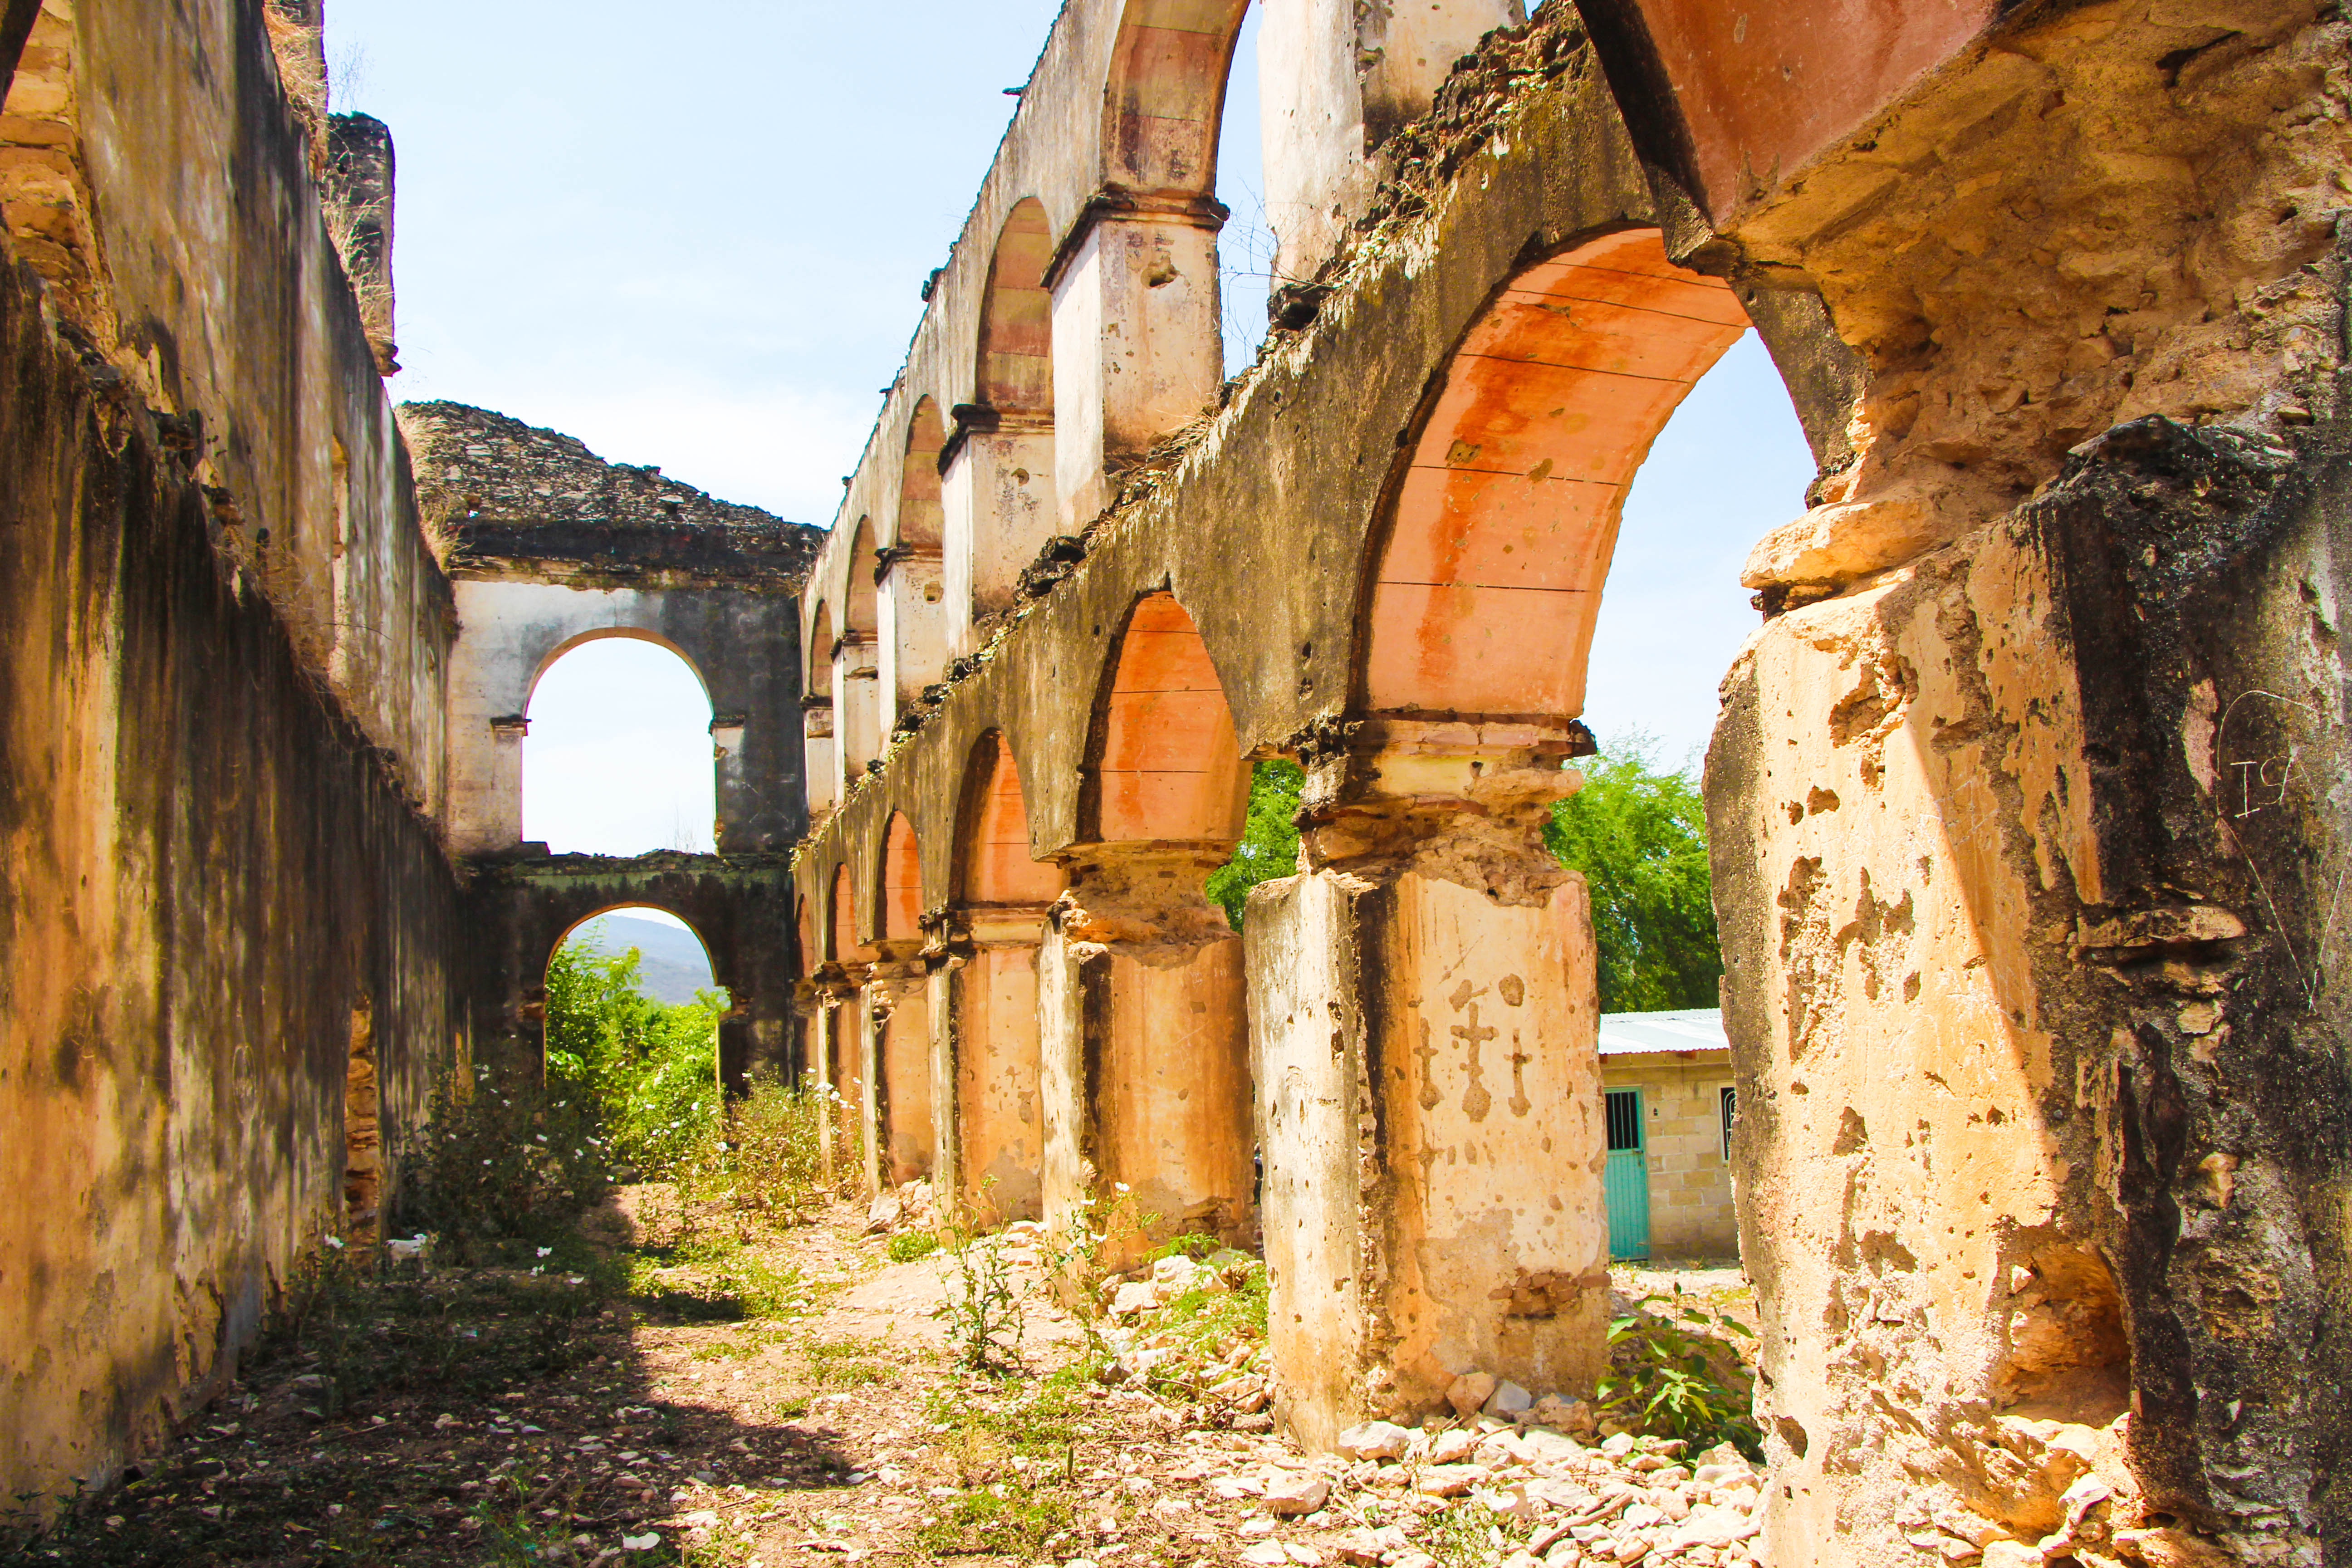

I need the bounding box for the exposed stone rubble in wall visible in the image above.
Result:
[262,0,328,179]
[1730,0,2352,601]
[0,0,107,338]
[325,111,398,374]
[402,400,823,581]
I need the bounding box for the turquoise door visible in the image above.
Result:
[1604,1088,1651,1260]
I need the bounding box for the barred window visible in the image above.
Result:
[1720,1085,1738,1163]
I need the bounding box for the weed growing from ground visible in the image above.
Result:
[1598,1289,1762,1458]
[887,1230,939,1263]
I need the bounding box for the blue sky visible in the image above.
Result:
[325,0,1813,856]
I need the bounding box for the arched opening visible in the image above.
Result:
[949,732,1064,1222]
[958,733,1064,908]
[1212,0,1273,375]
[884,405,951,724]
[897,397,946,552]
[544,904,724,1178]
[1361,229,1750,718]
[524,634,716,854]
[1102,0,1252,196]
[872,813,933,1188]
[806,597,839,816]
[1350,227,1806,1279]
[838,520,883,777]
[1060,590,1254,1257]
[880,811,925,943]
[1087,591,1250,844]
[952,204,1064,650]
[977,202,1054,414]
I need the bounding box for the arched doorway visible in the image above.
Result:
[543,904,724,1176]
[525,635,715,854]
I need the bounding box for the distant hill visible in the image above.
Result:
[565,914,720,1006]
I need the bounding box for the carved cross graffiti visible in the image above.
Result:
[1507,1033,1532,1117]
[1454,1002,1495,1121]
[1415,1017,1441,1110]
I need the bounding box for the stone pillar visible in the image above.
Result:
[1038,846,1254,1267]
[949,904,1052,1224]
[1049,204,1224,529]
[1246,719,1607,1451]
[1259,0,1524,283]
[802,695,836,825]
[877,548,946,737]
[941,417,1058,658]
[862,940,934,1191]
[708,712,747,851]
[466,714,529,853]
[926,927,964,1218]
[834,636,881,781]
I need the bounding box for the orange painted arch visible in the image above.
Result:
[881,812,924,941]
[1362,229,1750,720]
[1103,0,1250,196]
[1088,592,1246,843]
[957,731,1065,906]
[978,200,1054,416]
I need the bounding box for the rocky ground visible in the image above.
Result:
[1,1192,1769,1568]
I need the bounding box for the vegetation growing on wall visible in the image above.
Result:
[1546,735,1722,1013]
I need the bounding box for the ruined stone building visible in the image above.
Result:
[1,0,2346,1563]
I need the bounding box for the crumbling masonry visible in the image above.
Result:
[1,0,2346,1563]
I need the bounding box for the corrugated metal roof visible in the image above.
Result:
[1597,1007,1729,1056]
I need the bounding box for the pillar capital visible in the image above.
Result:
[958,902,1054,949]
[1296,717,1596,899]
[1050,841,1235,949]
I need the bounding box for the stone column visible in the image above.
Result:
[834,636,881,781]
[464,714,529,853]
[948,904,1052,1224]
[1259,0,1524,282]
[1038,845,1254,1267]
[925,924,965,1219]
[877,547,946,738]
[941,415,1059,658]
[1245,719,1608,1451]
[708,712,747,851]
[802,695,836,826]
[1049,201,1224,529]
[862,939,934,1192]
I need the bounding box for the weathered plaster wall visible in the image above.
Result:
[0,247,465,1504]
[0,0,467,1508]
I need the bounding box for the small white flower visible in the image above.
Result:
[537,1247,553,1258]
[323,1235,344,1250]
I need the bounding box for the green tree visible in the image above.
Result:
[1205,759,1306,929]
[543,941,727,1174]
[1544,733,1723,1013]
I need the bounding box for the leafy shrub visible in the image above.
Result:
[393,1069,612,1259]
[1544,731,1722,1011]
[1597,1291,1761,1458]
[888,1230,941,1263]
[1205,760,1305,929]
[544,943,726,1176]
[709,1076,843,1217]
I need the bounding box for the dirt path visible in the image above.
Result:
[10,1199,1769,1568]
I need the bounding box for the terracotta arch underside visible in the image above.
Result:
[1104,0,1250,195]
[1091,592,1246,844]
[960,732,1064,906]
[979,201,1054,415]
[1363,230,1749,720]
[901,399,946,550]
[829,863,870,965]
[881,812,923,942]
